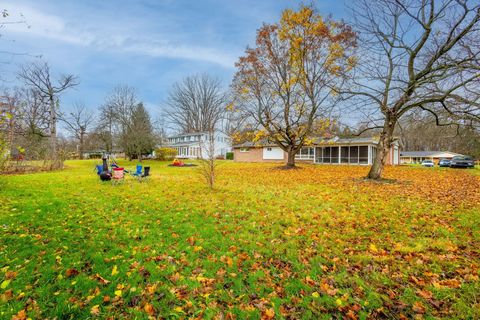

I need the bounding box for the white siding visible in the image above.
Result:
[263,147,284,160]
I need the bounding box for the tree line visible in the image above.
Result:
[1,1,480,180]
[0,65,158,170]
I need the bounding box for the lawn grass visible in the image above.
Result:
[1,160,479,319]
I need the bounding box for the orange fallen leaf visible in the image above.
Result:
[412,301,426,314]
[262,308,275,319]
[65,268,80,278]
[144,303,155,315]
[12,309,27,320]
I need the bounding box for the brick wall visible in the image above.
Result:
[234,147,285,162]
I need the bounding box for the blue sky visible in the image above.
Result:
[1,0,347,121]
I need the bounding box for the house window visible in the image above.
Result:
[267,147,272,151]
[295,147,314,160]
[240,148,250,152]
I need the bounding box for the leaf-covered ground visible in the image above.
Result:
[1,161,479,319]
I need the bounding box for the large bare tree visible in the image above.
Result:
[232,5,356,168]
[164,74,227,133]
[60,103,95,159]
[346,0,480,179]
[18,62,78,169]
[104,85,137,157]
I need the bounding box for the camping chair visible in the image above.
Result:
[112,167,125,184]
[138,166,150,182]
[131,164,142,177]
[95,165,103,175]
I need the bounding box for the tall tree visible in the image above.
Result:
[60,103,95,159]
[232,4,356,168]
[96,103,116,153]
[125,103,155,161]
[347,0,480,179]
[102,85,138,154]
[164,74,227,133]
[18,62,78,169]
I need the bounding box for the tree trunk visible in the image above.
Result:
[286,148,296,168]
[49,96,60,169]
[367,116,396,180]
[79,132,84,160]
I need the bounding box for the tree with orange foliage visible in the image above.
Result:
[232,4,356,168]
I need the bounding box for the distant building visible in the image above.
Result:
[400,151,463,164]
[233,137,400,165]
[164,131,232,159]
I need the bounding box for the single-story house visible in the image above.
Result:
[400,151,463,164]
[233,137,400,165]
[162,131,232,159]
[82,150,126,159]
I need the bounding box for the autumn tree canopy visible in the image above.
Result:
[232,5,356,168]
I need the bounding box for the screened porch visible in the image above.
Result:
[295,145,378,165]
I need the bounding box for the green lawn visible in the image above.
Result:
[1,160,479,319]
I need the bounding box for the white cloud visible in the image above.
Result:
[3,2,236,68]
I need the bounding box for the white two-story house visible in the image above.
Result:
[164,131,232,159]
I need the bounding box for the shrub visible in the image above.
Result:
[226,152,234,160]
[155,147,177,161]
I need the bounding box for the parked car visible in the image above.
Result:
[450,156,475,168]
[438,158,451,167]
[421,160,434,167]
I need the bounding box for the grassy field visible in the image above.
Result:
[1,160,479,319]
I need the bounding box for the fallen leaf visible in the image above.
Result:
[65,268,80,278]
[144,303,155,315]
[262,308,275,319]
[90,305,100,316]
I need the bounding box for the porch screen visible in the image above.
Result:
[331,147,339,163]
[349,146,358,163]
[359,146,368,164]
[341,147,349,163]
[323,147,331,163]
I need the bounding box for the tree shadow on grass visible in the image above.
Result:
[272,165,304,171]
[355,177,399,184]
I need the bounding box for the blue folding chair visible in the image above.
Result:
[95,165,103,175]
[131,164,142,177]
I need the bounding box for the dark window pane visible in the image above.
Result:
[359,146,368,164]
[331,147,339,163]
[341,146,349,163]
[350,146,358,163]
[323,147,331,163]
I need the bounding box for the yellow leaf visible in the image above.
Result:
[1,280,10,289]
[174,306,183,313]
[369,244,378,252]
[114,290,122,297]
[111,265,118,276]
[263,308,275,319]
[312,291,320,298]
